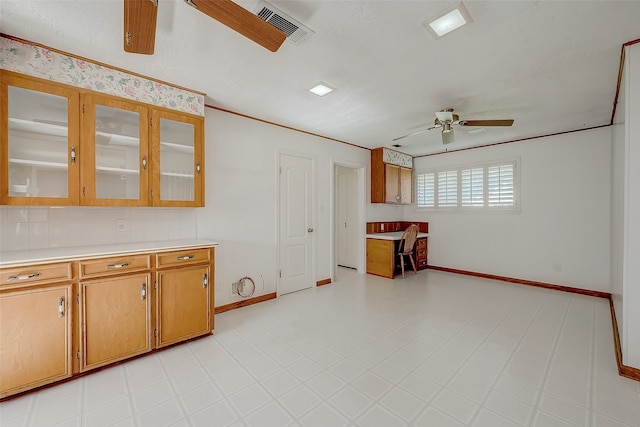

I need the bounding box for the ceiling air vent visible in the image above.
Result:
[253,1,315,45]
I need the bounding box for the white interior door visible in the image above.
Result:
[279,153,314,295]
[337,166,358,269]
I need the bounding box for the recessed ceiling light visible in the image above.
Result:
[423,2,472,39]
[308,82,335,96]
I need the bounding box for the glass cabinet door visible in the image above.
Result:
[151,109,203,207]
[80,94,149,206]
[1,73,80,205]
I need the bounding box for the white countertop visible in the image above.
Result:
[366,232,429,241]
[0,239,218,267]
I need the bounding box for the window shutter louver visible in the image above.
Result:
[416,172,435,207]
[461,167,484,207]
[438,170,458,207]
[488,164,514,207]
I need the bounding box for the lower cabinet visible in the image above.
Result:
[81,273,152,371]
[157,265,210,347]
[0,283,73,399]
[0,244,215,400]
[416,237,428,270]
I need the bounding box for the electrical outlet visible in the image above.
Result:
[116,219,128,232]
[232,281,238,294]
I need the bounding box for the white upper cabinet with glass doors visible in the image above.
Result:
[1,73,80,206]
[1,71,204,207]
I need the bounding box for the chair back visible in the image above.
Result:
[399,224,419,254]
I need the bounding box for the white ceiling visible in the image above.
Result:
[2,0,639,156]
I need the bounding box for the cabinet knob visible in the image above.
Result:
[308,227,314,233]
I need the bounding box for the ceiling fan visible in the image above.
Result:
[393,108,514,145]
[123,0,287,54]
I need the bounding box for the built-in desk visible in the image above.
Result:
[366,231,429,278]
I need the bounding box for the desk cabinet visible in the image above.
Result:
[366,235,428,279]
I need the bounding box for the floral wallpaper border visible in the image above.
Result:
[382,148,413,168]
[0,36,204,116]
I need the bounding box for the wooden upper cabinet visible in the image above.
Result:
[150,108,204,207]
[371,147,413,205]
[1,72,80,206]
[80,93,150,206]
[1,70,204,207]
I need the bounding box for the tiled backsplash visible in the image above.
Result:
[0,206,197,252]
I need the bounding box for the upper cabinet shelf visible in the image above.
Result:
[1,71,204,207]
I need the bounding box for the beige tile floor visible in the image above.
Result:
[1,268,639,426]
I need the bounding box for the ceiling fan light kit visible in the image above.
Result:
[392,108,514,146]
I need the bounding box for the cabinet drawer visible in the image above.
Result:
[156,248,211,269]
[0,262,73,288]
[416,238,427,249]
[416,248,427,260]
[418,259,427,268]
[80,255,150,278]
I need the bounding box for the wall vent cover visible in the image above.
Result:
[254,1,315,45]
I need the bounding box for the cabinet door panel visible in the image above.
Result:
[80,94,149,206]
[0,284,72,398]
[400,166,413,204]
[151,109,204,207]
[2,72,80,205]
[384,164,399,204]
[81,273,151,371]
[157,266,210,347]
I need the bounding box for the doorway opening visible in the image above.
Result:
[332,161,366,281]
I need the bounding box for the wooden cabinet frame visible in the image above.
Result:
[1,70,204,207]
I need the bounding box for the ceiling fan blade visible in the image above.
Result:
[124,0,158,54]
[458,119,514,127]
[185,0,287,52]
[392,124,440,142]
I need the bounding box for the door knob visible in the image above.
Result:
[308,227,314,233]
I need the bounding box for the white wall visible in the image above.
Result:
[409,127,612,292]
[0,206,197,251]
[622,43,640,368]
[611,48,627,364]
[196,108,369,307]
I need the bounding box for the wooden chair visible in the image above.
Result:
[398,224,418,278]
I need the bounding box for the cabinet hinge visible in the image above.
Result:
[150,189,153,198]
[77,350,80,360]
[77,294,80,304]
[154,281,157,289]
[149,117,153,127]
[154,329,157,338]
[82,104,86,114]
[82,187,86,197]
[278,269,282,278]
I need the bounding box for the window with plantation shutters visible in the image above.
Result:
[416,159,518,211]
